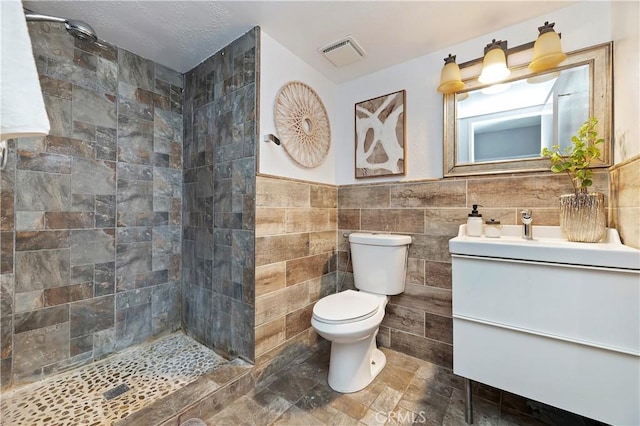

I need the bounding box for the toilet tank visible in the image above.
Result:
[348,233,412,295]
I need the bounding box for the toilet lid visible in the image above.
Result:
[313,290,380,324]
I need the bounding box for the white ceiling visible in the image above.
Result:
[23,1,576,83]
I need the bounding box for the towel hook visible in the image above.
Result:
[0,140,8,171]
[263,134,281,145]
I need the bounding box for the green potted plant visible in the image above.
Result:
[542,117,606,242]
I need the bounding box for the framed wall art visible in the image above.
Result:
[354,90,406,178]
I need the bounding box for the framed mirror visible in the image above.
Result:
[443,42,612,177]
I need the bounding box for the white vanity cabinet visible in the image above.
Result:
[449,225,640,425]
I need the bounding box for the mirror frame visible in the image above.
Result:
[443,42,612,177]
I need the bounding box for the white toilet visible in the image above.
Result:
[311,232,412,393]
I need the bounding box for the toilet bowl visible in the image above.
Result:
[311,233,411,393]
[312,290,388,393]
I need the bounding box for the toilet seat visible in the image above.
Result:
[313,290,380,324]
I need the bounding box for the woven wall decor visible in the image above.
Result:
[274,81,331,168]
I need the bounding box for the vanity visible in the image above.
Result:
[449,225,640,425]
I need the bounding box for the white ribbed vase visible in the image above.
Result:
[559,192,606,242]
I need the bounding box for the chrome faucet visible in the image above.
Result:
[521,210,533,240]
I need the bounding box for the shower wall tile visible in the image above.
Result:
[13,322,70,375]
[117,180,153,212]
[117,115,154,165]
[43,95,72,137]
[0,142,15,232]
[75,38,117,62]
[70,229,115,266]
[14,290,44,314]
[44,283,94,306]
[71,265,93,284]
[13,305,69,334]
[151,282,179,316]
[0,23,184,388]
[95,262,116,296]
[14,249,70,292]
[72,86,117,129]
[0,275,14,316]
[72,121,96,142]
[93,328,116,358]
[116,242,152,277]
[15,230,69,250]
[182,27,258,361]
[39,75,72,99]
[45,135,94,158]
[0,236,13,273]
[118,49,154,91]
[70,334,93,357]
[95,195,116,227]
[116,288,153,311]
[115,302,152,349]
[0,315,12,358]
[95,126,117,161]
[68,295,114,339]
[15,171,71,211]
[71,194,94,211]
[44,212,94,229]
[16,150,71,173]
[70,158,116,195]
[156,63,183,88]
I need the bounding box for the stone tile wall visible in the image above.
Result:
[0,22,183,388]
[182,27,259,361]
[337,171,610,369]
[254,175,337,378]
[610,155,640,249]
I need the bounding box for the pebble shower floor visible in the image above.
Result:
[0,333,227,425]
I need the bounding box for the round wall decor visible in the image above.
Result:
[274,81,331,168]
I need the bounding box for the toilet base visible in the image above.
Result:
[327,331,387,393]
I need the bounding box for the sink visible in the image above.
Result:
[449,225,640,270]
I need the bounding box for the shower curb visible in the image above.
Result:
[117,361,254,426]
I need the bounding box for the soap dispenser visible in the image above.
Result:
[467,205,483,237]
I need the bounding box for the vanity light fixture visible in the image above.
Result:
[478,39,510,85]
[529,21,567,72]
[437,54,465,94]
[436,22,565,94]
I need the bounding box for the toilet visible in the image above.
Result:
[311,232,412,393]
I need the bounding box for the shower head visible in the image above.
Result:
[25,12,97,43]
[64,20,97,42]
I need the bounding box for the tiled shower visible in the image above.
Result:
[0,22,260,389]
[182,28,258,361]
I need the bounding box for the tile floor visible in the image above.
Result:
[203,347,605,426]
[0,333,228,425]
[0,337,607,426]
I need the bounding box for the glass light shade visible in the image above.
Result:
[529,30,567,72]
[478,47,510,84]
[437,59,464,94]
[456,92,469,102]
[480,83,511,95]
[526,71,560,85]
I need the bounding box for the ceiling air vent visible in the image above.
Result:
[319,36,366,67]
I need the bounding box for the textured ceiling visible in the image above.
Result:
[23,1,576,83]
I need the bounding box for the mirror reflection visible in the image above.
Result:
[456,64,589,164]
[443,42,611,177]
